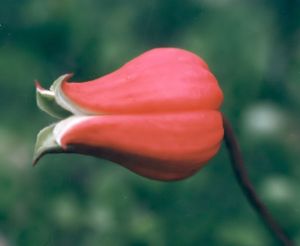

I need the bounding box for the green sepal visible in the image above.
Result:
[36,89,72,119]
[36,76,72,119]
[33,124,64,165]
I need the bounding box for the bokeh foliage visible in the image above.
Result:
[0,0,299,245]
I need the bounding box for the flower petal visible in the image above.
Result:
[53,111,223,180]
[60,48,223,115]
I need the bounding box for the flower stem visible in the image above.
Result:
[222,115,294,246]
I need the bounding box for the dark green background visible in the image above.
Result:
[0,0,299,245]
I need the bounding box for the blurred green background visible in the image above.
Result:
[0,0,299,245]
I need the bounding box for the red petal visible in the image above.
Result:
[61,48,223,114]
[59,111,223,180]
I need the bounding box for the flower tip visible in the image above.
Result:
[62,73,74,83]
[32,153,42,166]
[35,80,44,91]
[33,124,63,166]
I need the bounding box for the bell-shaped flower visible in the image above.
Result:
[34,48,223,181]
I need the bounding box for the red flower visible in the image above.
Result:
[34,48,224,181]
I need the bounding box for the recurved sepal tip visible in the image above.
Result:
[35,76,73,119]
[33,124,63,166]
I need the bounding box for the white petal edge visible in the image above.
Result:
[53,115,96,146]
[36,87,55,97]
[51,74,94,116]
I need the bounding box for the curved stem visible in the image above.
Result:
[222,115,294,246]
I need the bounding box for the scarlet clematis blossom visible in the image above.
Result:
[34,48,224,181]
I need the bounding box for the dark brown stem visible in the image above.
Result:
[222,115,294,246]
